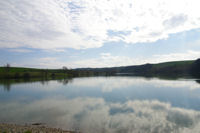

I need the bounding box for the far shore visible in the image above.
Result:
[0,123,77,133]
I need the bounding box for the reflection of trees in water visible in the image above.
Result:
[40,80,49,85]
[0,80,13,91]
[0,79,18,91]
[0,78,73,91]
[3,82,11,91]
[57,78,73,85]
[39,78,73,86]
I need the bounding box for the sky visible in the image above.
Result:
[0,0,200,68]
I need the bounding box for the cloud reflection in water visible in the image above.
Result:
[1,77,200,133]
[1,97,200,133]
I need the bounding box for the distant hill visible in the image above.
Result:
[76,59,199,77]
[117,60,194,76]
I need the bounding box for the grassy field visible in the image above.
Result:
[0,67,74,79]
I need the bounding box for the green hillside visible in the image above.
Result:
[153,60,194,68]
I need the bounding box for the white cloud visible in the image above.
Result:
[0,0,200,50]
[0,0,102,50]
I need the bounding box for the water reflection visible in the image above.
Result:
[1,76,200,133]
[71,77,200,91]
[1,97,200,133]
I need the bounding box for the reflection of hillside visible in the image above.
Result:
[0,78,73,91]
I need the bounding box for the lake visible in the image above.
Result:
[1,76,200,133]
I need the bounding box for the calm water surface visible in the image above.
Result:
[1,76,200,133]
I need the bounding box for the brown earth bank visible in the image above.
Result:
[0,123,78,133]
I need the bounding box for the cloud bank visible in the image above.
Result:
[1,0,200,49]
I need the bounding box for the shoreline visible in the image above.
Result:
[0,123,77,133]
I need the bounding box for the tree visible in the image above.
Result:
[63,66,68,70]
[63,66,68,72]
[5,63,10,72]
[6,63,10,68]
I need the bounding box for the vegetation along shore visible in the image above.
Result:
[1,58,200,79]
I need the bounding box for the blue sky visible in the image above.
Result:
[0,0,200,68]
